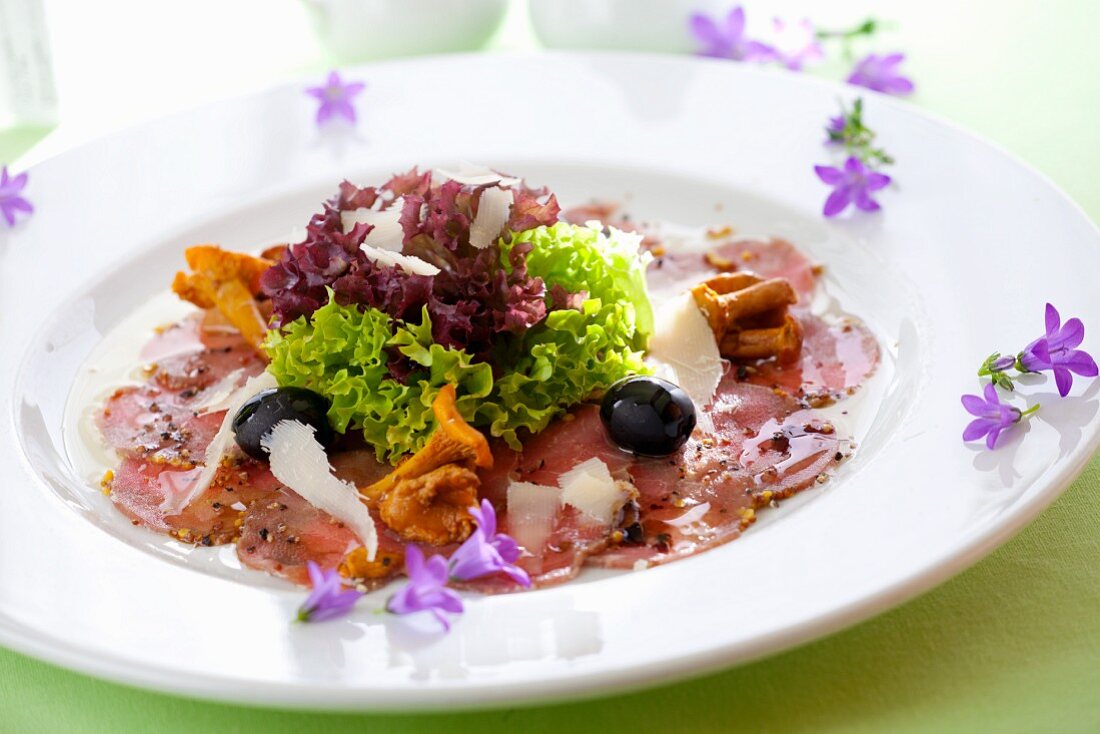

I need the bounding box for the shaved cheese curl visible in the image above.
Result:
[261,420,379,561]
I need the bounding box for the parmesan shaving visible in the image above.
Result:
[557,457,614,489]
[563,479,628,527]
[159,371,277,515]
[646,292,723,425]
[341,197,406,251]
[559,458,630,526]
[360,243,441,276]
[507,457,633,541]
[261,420,378,561]
[505,481,560,554]
[468,186,513,249]
[189,368,245,415]
[435,163,520,188]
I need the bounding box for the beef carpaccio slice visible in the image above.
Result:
[99,315,277,543]
[107,455,281,543]
[645,233,880,405]
[99,315,403,584]
[490,378,843,578]
[743,312,880,405]
[98,316,265,468]
[236,486,401,587]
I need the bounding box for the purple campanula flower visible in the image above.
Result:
[297,561,363,623]
[305,70,366,126]
[825,114,847,144]
[0,166,32,228]
[813,156,891,217]
[449,500,531,587]
[1018,303,1098,397]
[846,53,914,96]
[961,383,1035,450]
[689,6,774,62]
[387,545,464,630]
[769,18,823,70]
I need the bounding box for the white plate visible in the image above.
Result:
[2,52,1098,710]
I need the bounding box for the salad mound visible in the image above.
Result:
[262,169,654,462]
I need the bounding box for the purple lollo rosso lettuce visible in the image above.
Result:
[260,168,560,364]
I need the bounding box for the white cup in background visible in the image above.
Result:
[528,0,733,54]
[303,0,510,63]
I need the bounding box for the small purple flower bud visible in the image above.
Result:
[813,156,891,217]
[297,562,363,623]
[961,383,1033,450]
[846,53,915,96]
[0,166,32,228]
[386,545,464,630]
[1018,303,1098,396]
[689,6,775,62]
[448,500,531,587]
[305,70,366,126]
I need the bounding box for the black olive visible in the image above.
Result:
[232,387,334,460]
[599,376,696,457]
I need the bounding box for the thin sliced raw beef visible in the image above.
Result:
[99,386,224,467]
[144,318,266,393]
[711,238,818,297]
[237,488,405,587]
[237,489,361,585]
[98,314,265,466]
[100,314,274,542]
[560,201,660,247]
[589,381,841,569]
[561,201,621,226]
[475,440,521,508]
[231,449,403,586]
[647,237,818,303]
[510,405,634,485]
[464,407,633,590]
[107,455,281,544]
[329,448,392,488]
[466,504,613,593]
[743,312,881,405]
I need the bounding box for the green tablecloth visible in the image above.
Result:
[3,2,1098,731]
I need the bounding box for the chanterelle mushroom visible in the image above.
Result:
[364,384,492,545]
[339,545,404,584]
[172,245,273,353]
[378,464,480,545]
[691,271,803,364]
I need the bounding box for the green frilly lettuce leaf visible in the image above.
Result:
[265,222,655,462]
[505,222,654,347]
[265,300,493,464]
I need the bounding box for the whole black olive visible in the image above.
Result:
[599,376,696,457]
[232,387,334,460]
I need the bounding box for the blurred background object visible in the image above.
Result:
[529,0,726,53]
[303,0,509,63]
[0,0,58,158]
